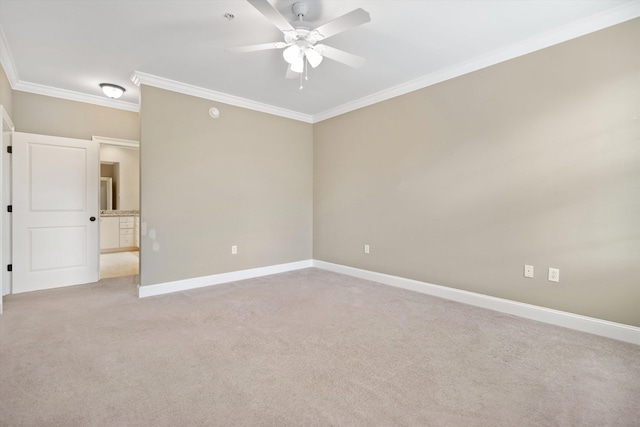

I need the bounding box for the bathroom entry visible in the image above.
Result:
[98,139,140,279]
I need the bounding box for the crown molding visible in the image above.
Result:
[312,1,640,123]
[0,26,19,88]
[12,80,139,112]
[1,26,138,113]
[92,136,139,148]
[2,2,638,123]
[131,71,314,124]
[1,105,15,131]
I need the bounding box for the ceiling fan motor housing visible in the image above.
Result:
[292,2,309,19]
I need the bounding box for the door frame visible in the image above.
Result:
[1,106,15,312]
[93,136,140,280]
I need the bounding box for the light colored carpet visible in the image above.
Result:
[100,251,139,279]
[0,269,638,426]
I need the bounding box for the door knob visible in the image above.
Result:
[90,216,96,221]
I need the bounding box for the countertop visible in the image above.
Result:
[100,210,140,217]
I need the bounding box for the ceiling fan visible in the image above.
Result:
[226,0,370,80]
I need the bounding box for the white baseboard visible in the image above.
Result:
[313,260,640,346]
[136,258,639,345]
[138,259,313,298]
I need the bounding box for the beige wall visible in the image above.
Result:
[139,85,313,286]
[100,145,140,211]
[12,91,138,140]
[0,63,12,117]
[314,20,640,326]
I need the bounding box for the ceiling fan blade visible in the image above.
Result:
[225,42,287,54]
[313,44,366,68]
[285,65,299,79]
[312,8,370,40]
[247,0,295,33]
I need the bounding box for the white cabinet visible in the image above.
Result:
[100,215,139,252]
[100,217,120,250]
[119,216,135,247]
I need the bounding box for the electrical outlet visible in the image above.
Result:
[524,265,534,278]
[231,245,237,255]
[548,267,559,282]
[364,244,370,254]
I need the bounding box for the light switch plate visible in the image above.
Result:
[524,265,534,278]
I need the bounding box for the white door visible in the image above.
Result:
[12,132,99,293]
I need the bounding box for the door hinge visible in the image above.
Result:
[7,264,12,272]
[6,146,11,154]
[7,205,12,213]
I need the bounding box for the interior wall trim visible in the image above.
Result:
[131,71,314,124]
[12,81,139,112]
[0,27,138,113]
[0,26,19,88]
[1,105,14,131]
[137,258,639,345]
[2,4,637,121]
[312,2,640,123]
[92,135,139,148]
[137,259,314,298]
[312,260,640,346]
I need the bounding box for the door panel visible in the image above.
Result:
[29,143,87,211]
[13,132,99,293]
[30,226,86,271]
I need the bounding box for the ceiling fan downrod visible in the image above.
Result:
[292,2,308,21]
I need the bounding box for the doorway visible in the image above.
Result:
[97,137,140,280]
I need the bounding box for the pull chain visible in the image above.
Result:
[299,57,310,90]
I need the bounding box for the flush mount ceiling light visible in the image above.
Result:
[100,83,126,99]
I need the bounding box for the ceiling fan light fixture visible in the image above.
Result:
[291,56,305,73]
[283,45,302,64]
[305,48,323,68]
[99,83,125,99]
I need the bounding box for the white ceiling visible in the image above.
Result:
[0,0,638,122]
